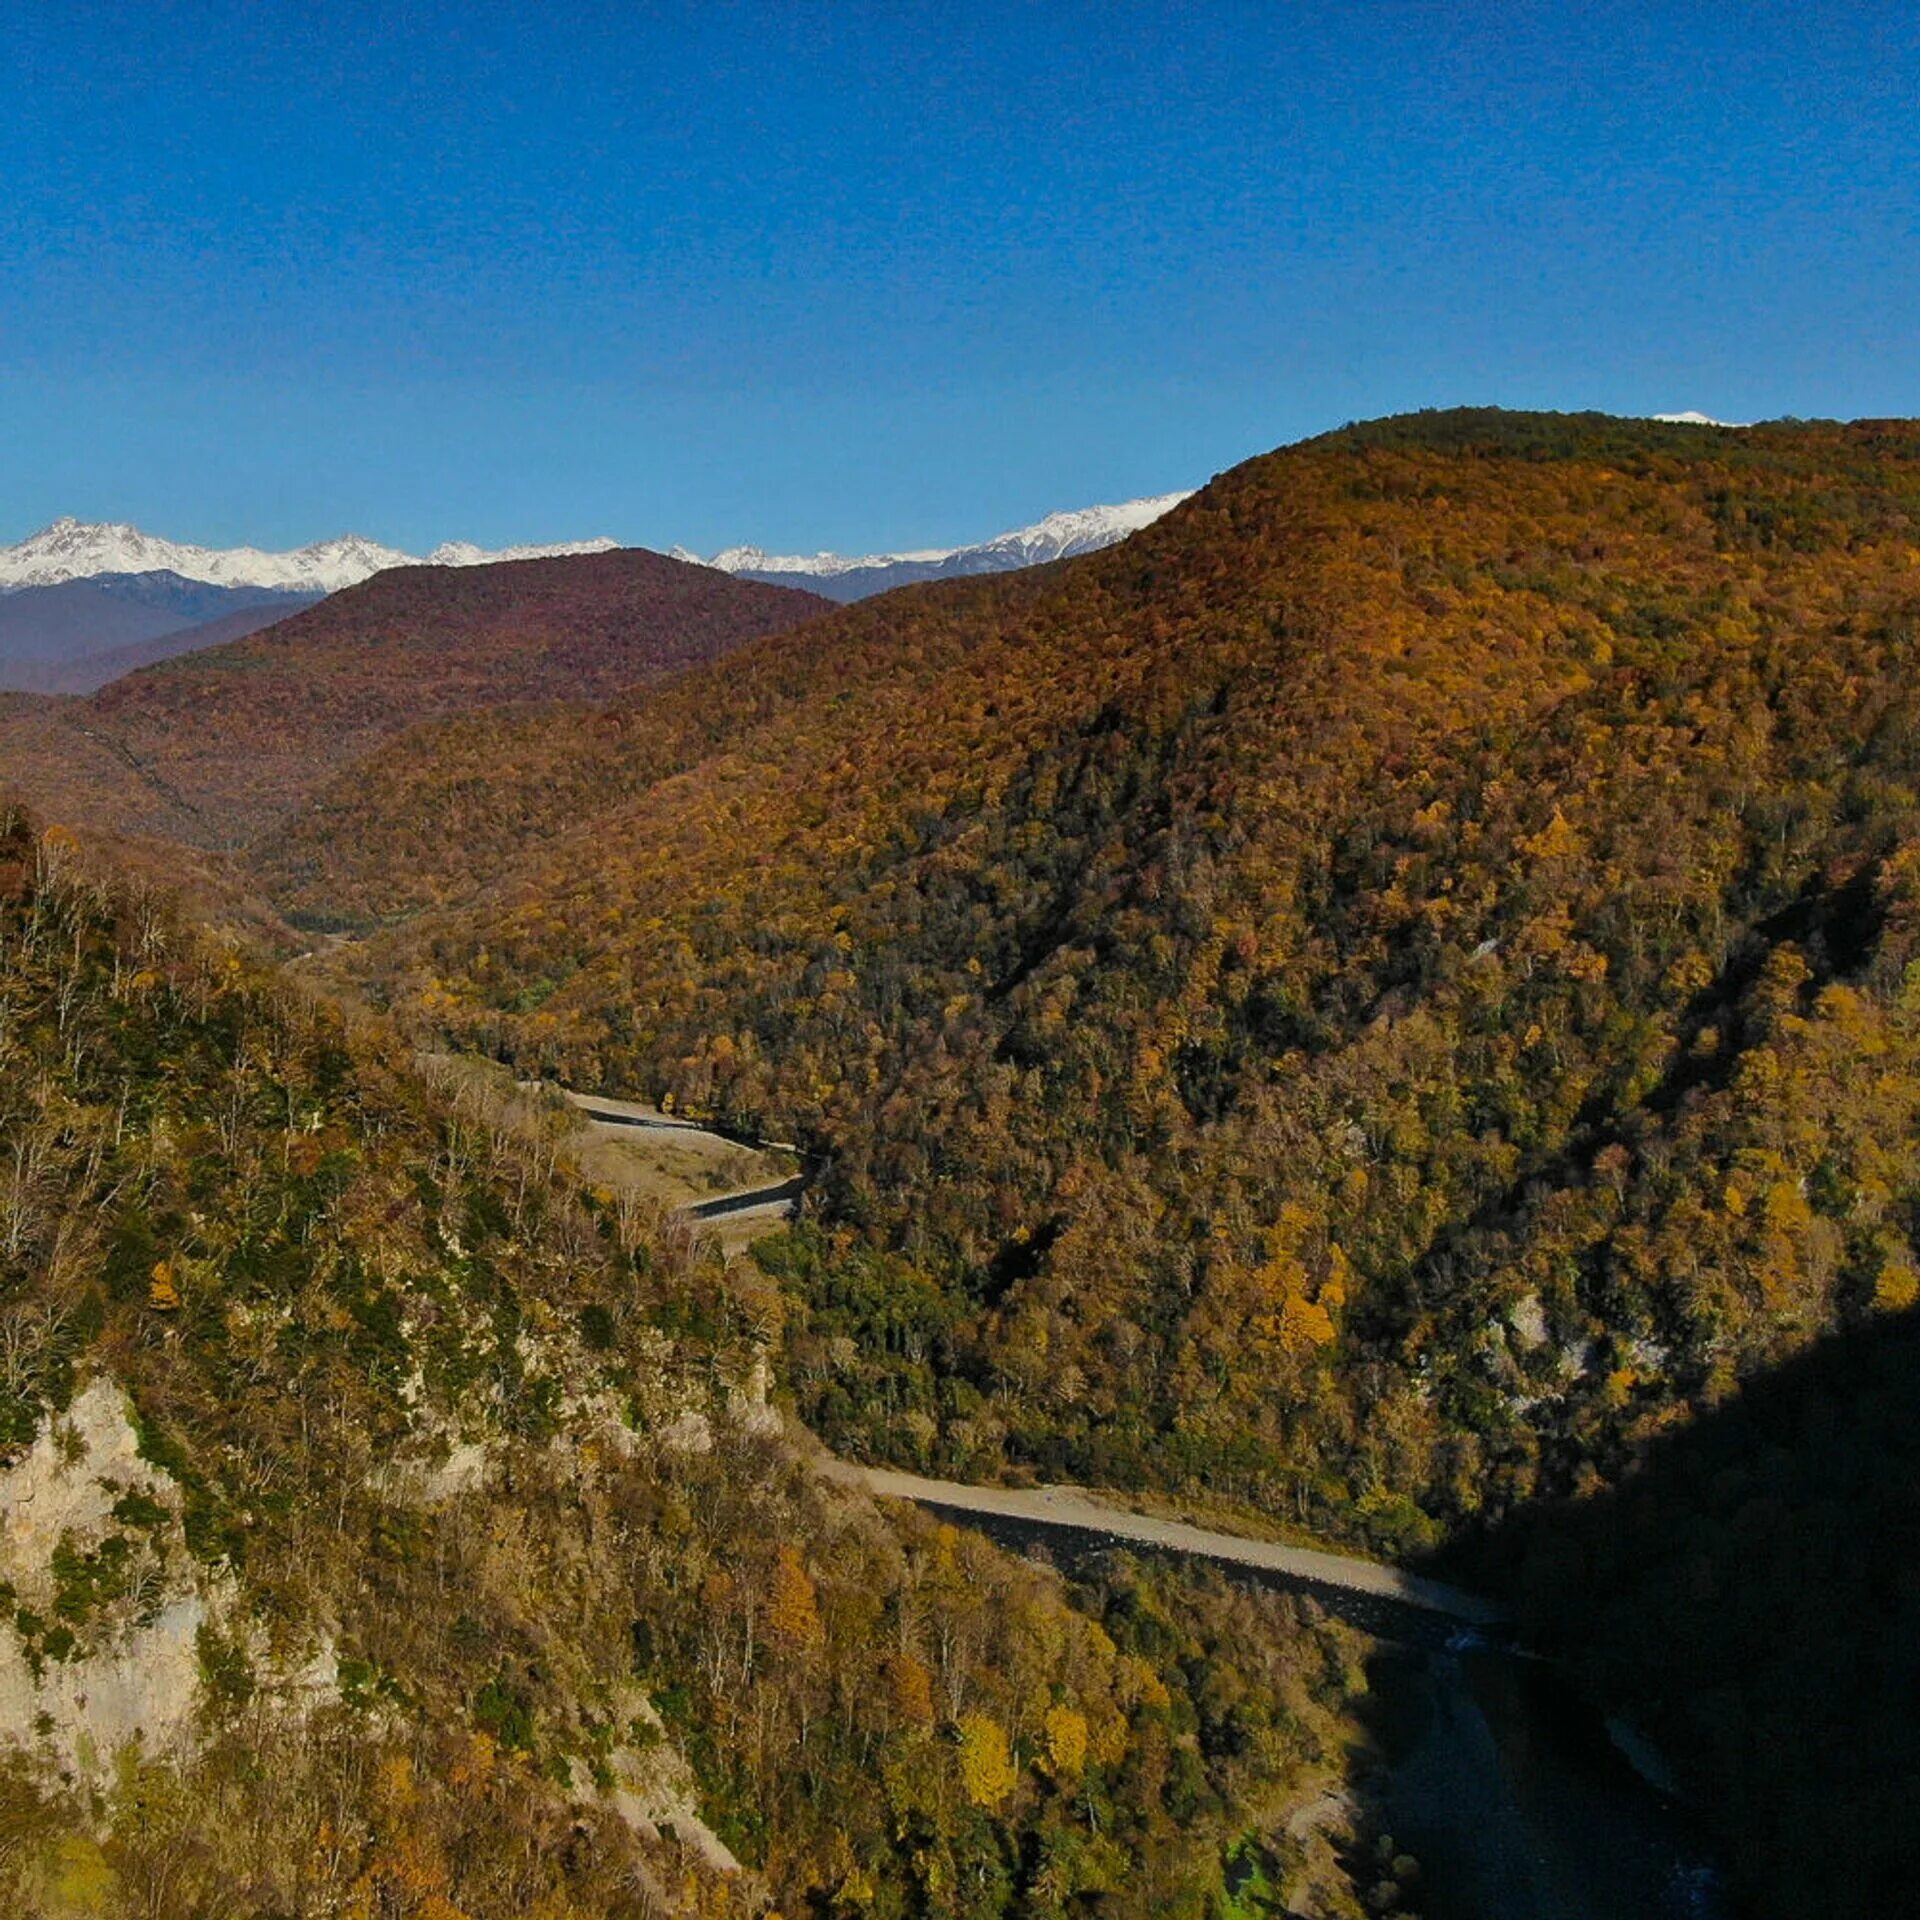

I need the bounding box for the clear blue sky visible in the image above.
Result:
[2,1,1916,554]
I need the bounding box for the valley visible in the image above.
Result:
[526,1058,1731,1920]
[560,1088,1728,1920]
[4,408,1920,1915]
[8,2,1907,1911]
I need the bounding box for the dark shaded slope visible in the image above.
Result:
[1478,1307,1920,1920]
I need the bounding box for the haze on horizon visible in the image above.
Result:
[3,0,1916,555]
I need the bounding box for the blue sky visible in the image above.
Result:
[2,1,1916,553]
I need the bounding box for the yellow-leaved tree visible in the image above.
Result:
[956,1714,1019,1808]
[766,1544,824,1653]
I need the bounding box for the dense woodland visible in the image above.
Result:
[0,812,1382,1918]
[8,409,1920,1915]
[254,569,1054,930]
[251,411,1917,1918]
[330,414,1920,1544]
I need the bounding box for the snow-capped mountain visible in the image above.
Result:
[692,540,951,579]
[679,492,1194,603]
[2,492,1188,608]
[1651,410,1745,428]
[419,537,622,570]
[0,493,1192,691]
[0,519,619,595]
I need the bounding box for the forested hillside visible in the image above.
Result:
[0,549,830,848]
[329,412,1920,1563]
[13,410,1920,1916]
[0,811,1374,1919]
[257,569,1052,928]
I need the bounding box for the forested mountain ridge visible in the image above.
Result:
[0,548,831,849]
[325,411,1920,1560]
[0,810,1374,1918]
[9,410,1918,1916]
[257,566,1057,927]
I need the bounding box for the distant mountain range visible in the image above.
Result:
[0,522,637,692]
[0,497,1193,690]
[0,518,621,594]
[2,495,1192,603]
[0,545,829,849]
[0,573,320,694]
[676,492,1194,600]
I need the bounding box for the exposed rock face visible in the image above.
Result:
[0,1380,170,1573]
[582,1684,742,1874]
[0,1378,220,1778]
[0,1592,210,1779]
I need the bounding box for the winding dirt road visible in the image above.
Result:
[824,1460,1508,1626]
[555,1083,1504,1627]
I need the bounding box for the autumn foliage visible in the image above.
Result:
[0,810,1365,1918]
[308,412,1920,1560]
[0,547,830,851]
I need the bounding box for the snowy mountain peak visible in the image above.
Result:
[1651,410,1745,428]
[695,491,1193,585]
[0,522,623,595]
[0,520,416,594]
[704,542,952,579]
[424,537,622,568]
[2,491,1191,605]
[964,492,1195,567]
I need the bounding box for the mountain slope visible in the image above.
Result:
[256,567,1055,927]
[0,548,832,848]
[0,811,1370,1919]
[316,411,1920,1561]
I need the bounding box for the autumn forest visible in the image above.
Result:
[4,410,1920,1917]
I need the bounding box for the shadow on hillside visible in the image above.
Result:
[1455,1308,1920,1920]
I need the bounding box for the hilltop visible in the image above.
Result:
[0,547,832,848]
[258,409,1920,1914]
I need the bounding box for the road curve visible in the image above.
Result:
[824,1461,1508,1627]
[562,1089,801,1153]
[555,1087,805,1223]
[687,1175,807,1221]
